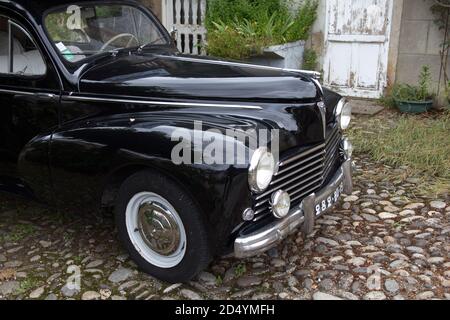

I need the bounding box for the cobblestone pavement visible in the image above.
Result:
[1,124,449,301]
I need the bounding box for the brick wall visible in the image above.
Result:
[396,0,449,95]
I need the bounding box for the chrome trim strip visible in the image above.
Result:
[0,88,35,96]
[276,150,325,177]
[278,143,326,168]
[234,160,353,258]
[0,89,263,110]
[160,55,321,79]
[62,95,263,110]
[285,176,324,198]
[273,161,323,189]
[272,157,323,186]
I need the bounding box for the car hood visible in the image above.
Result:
[79,52,319,103]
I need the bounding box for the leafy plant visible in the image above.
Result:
[378,94,397,109]
[234,263,247,277]
[207,22,262,60]
[16,276,41,295]
[206,0,319,60]
[285,0,319,43]
[393,66,433,102]
[216,275,223,286]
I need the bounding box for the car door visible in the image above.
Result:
[0,14,61,199]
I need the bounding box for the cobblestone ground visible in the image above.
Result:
[0,116,449,300]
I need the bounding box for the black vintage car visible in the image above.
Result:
[0,0,353,283]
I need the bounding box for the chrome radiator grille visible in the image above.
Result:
[253,126,341,216]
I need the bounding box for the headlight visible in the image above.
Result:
[335,98,352,130]
[248,147,276,193]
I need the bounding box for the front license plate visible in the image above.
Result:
[314,182,344,216]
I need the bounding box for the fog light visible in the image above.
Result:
[242,208,255,221]
[341,138,353,159]
[271,190,291,219]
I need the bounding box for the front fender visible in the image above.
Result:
[48,114,254,255]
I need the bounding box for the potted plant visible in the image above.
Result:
[205,0,318,69]
[393,66,434,114]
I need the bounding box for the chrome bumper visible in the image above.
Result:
[234,159,353,258]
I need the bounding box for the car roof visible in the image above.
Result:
[4,0,141,19]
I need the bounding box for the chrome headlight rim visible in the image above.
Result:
[335,98,352,130]
[248,147,276,193]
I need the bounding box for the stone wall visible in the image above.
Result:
[396,0,449,95]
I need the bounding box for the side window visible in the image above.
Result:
[0,16,46,76]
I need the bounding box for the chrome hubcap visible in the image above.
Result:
[137,202,181,256]
[125,192,186,269]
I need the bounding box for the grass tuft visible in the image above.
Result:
[349,111,450,194]
[1,223,36,243]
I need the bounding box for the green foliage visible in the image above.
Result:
[206,0,318,59]
[378,94,397,109]
[45,12,73,41]
[418,65,432,99]
[430,0,450,31]
[216,275,223,286]
[393,66,433,102]
[1,223,36,243]
[302,48,318,70]
[234,263,247,277]
[206,22,263,60]
[285,0,319,43]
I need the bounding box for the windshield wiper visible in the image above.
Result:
[137,37,167,52]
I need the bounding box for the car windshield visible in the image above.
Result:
[44,3,167,63]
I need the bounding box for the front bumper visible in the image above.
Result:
[234,159,353,258]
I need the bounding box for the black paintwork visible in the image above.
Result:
[0,0,343,255]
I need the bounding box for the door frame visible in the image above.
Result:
[323,0,394,99]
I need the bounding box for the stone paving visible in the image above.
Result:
[0,121,449,300]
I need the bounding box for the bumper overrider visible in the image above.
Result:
[234,158,353,259]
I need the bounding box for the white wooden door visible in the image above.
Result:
[162,0,207,55]
[323,0,393,98]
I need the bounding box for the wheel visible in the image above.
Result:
[114,170,212,283]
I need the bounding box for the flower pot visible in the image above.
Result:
[395,99,433,114]
[245,40,305,69]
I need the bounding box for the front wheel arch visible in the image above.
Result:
[101,163,202,213]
